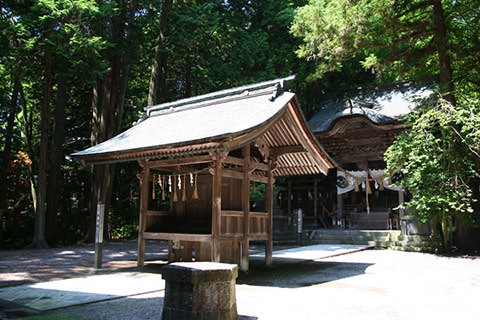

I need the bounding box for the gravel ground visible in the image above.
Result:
[1,242,480,320]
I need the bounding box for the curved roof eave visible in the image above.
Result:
[310,107,400,133]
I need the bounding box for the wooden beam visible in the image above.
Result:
[209,150,229,162]
[222,168,269,184]
[250,211,268,217]
[224,156,244,167]
[222,168,243,180]
[220,235,245,241]
[221,210,243,217]
[251,160,268,172]
[146,210,168,216]
[224,156,268,175]
[148,154,212,169]
[143,232,212,242]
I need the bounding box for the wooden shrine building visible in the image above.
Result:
[304,81,434,231]
[72,77,333,271]
[273,81,434,235]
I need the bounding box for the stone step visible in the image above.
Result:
[302,229,435,251]
[351,224,390,230]
[307,230,400,248]
[396,235,432,242]
[351,215,392,230]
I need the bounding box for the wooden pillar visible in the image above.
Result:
[265,160,274,267]
[399,190,406,234]
[337,193,343,227]
[211,152,223,262]
[137,162,150,267]
[241,145,250,272]
[313,179,318,221]
[398,190,405,217]
[287,179,292,215]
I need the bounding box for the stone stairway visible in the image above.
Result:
[389,234,436,252]
[306,229,434,251]
[350,211,390,230]
[307,229,398,247]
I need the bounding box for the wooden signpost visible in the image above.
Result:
[94,202,105,269]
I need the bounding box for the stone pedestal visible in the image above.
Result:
[162,262,238,320]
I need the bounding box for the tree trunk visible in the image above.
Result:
[432,0,455,105]
[46,74,67,245]
[30,51,53,249]
[85,83,100,243]
[0,76,21,241]
[86,57,130,242]
[147,0,173,106]
[18,84,39,230]
[86,3,133,243]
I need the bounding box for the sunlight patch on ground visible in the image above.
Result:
[0,272,36,283]
[0,272,164,311]
[250,244,371,262]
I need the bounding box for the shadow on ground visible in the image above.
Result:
[238,259,373,288]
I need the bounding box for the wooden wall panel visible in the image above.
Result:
[221,177,242,211]
[249,213,268,236]
[220,240,240,265]
[220,214,244,236]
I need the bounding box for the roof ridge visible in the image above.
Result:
[145,88,276,119]
[144,75,295,114]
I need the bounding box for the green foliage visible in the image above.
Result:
[291,0,390,75]
[1,0,315,248]
[291,0,480,91]
[164,0,304,99]
[385,95,480,250]
[292,0,480,252]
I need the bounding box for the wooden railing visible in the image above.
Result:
[220,210,244,237]
[249,212,268,239]
[220,210,268,239]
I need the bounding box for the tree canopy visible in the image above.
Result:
[292,0,480,251]
[0,0,310,248]
[291,0,480,100]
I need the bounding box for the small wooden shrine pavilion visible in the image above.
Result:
[73,76,333,271]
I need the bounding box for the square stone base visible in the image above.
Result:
[162,262,238,320]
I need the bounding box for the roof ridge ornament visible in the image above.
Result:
[269,82,284,102]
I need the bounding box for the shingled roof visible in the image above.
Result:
[309,81,435,133]
[72,76,334,176]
